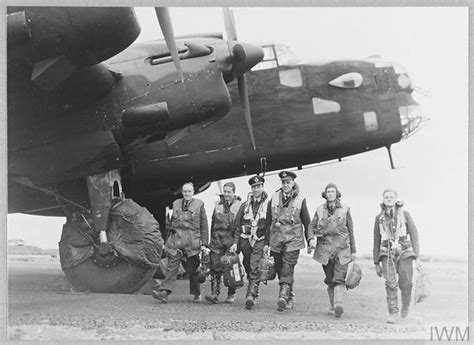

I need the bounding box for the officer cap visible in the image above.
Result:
[248,175,265,186]
[278,170,297,181]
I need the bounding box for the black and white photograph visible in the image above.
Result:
[4,2,470,342]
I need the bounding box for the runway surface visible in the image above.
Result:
[8,254,468,341]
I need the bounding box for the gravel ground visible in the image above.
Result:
[8,255,468,341]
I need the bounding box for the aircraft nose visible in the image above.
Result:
[399,102,429,140]
[230,41,264,77]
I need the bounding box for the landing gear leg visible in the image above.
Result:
[60,169,158,293]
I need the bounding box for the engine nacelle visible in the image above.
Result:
[7,7,141,68]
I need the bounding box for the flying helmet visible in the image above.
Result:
[345,262,362,289]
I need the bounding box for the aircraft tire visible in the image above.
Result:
[63,258,157,294]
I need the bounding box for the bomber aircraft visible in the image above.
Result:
[7,7,426,293]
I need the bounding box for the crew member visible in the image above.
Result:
[230,175,271,309]
[373,189,421,324]
[268,171,311,311]
[205,182,242,304]
[308,183,356,318]
[152,182,209,303]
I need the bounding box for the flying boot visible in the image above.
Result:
[286,284,295,310]
[327,287,335,315]
[245,280,257,309]
[277,283,290,311]
[386,287,399,324]
[401,288,412,318]
[254,282,261,304]
[333,284,344,318]
[205,274,220,304]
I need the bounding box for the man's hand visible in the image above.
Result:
[201,245,210,255]
[263,245,270,257]
[415,258,422,271]
[229,244,237,254]
[307,239,316,254]
[375,263,383,277]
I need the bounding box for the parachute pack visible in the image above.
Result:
[221,253,245,289]
[257,255,276,283]
[414,267,431,305]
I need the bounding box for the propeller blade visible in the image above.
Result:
[155,7,184,82]
[238,75,256,150]
[216,180,223,194]
[222,8,237,41]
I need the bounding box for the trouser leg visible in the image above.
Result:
[239,239,252,280]
[248,240,265,281]
[322,259,336,288]
[272,250,283,280]
[398,257,414,317]
[381,256,399,315]
[187,254,201,296]
[327,258,348,318]
[279,250,300,285]
[159,250,184,294]
[209,251,224,276]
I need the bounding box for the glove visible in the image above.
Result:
[201,245,210,255]
[229,243,237,254]
[375,263,383,277]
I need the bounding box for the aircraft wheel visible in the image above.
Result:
[63,257,157,294]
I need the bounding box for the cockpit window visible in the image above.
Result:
[275,44,299,66]
[252,44,300,71]
[279,69,302,87]
[263,46,275,60]
[329,72,363,89]
[393,63,407,74]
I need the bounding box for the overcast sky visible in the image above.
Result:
[8,7,468,259]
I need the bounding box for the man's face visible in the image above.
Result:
[223,186,235,202]
[182,185,194,200]
[383,191,397,207]
[281,179,295,194]
[326,187,337,202]
[251,183,264,198]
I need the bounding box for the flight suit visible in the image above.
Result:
[158,198,208,297]
[308,200,356,316]
[373,203,420,318]
[206,196,242,302]
[234,191,272,305]
[269,184,310,310]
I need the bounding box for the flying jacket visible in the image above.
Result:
[269,183,311,253]
[209,195,242,253]
[308,200,356,265]
[373,202,420,264]
[165,197,208,257]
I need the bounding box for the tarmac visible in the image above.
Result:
[7,254,468,341]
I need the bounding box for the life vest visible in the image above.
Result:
[269,189,305,252]
[378,207,407,242]
[165,198,203,256]
[377,204,415,260]
[240,192,270,246]
[213,198,242,232]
